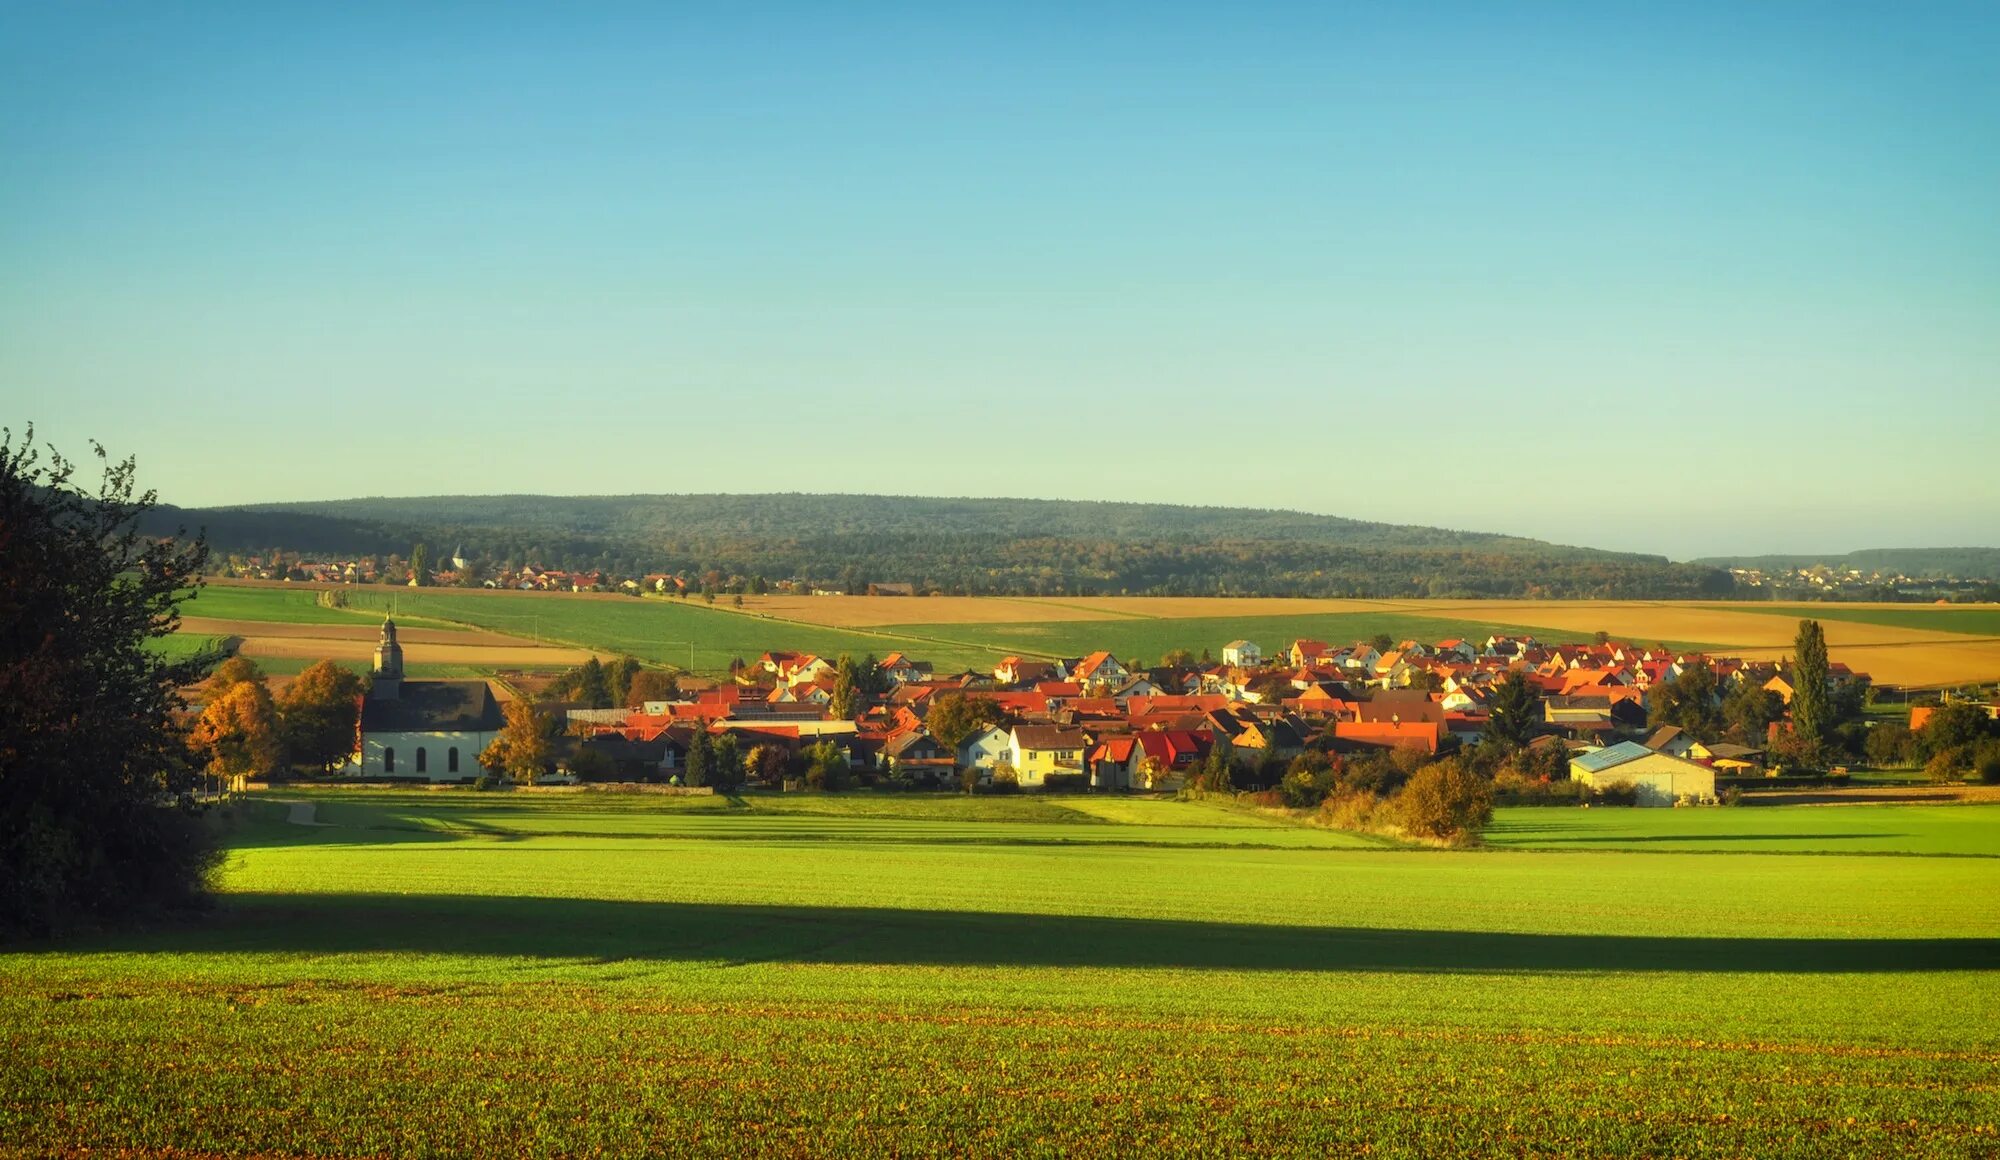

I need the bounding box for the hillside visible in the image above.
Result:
[155,492,1737,600]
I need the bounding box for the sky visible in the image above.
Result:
[2,3,1996,560]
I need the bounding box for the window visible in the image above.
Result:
[383,748,395,773]
[448,747,459,773]
[416,747,427,773]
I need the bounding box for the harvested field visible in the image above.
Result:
[737,594,1396,626]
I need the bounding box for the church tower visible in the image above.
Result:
[370,617,404,700]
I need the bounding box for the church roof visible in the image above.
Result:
[360,680,505,733]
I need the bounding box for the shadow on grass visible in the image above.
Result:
[45,893,2000,975]
[1500,834,1903,846]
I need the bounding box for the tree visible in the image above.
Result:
[830,654,862,720]
[205,655,266,700]
[607,656,642,707]
[1722,681,1783,744]
[684,728,713,788]
[1369,633,1395,653]
[0,431,218,933]
[925,692,1001,757]
[1864,723,1914,769]
[1485,672,1541,748]
[804,740,850,790]
[480,699,554,785]
[573,658,614,709]
[711,733,743,791]
[1648,665,1722,742]
[624,669,680,708]
[1393,758,1493,843]
[1161,648,1195,668]
[1790,619,1832,748]
[278,659,366,773]
[408,542,429,586]
[1916,701,1994,760]
[192,679,283,787]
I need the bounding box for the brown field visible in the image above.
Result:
[736,596,2000,687]
[181,616,603,670]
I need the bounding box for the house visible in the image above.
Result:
[1642,724,1714,762]
[1071,651,1131,689]
[879,652,931,685]
[1288,640,1331,667]
[957,724,1013,774]
[881,730,954,784]
[1007,725,1089,786]
[1086,736,1138,789]
[1221,640,1262,668]
[351,619,506,780]
[1569,742,1716,806]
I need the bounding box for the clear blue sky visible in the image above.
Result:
[3,2,1995,559]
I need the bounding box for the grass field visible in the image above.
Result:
[5,792,1997,1156]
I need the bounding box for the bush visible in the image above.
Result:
[1864,723,1914,769]
[1278,767,1332,809]
[1318,790,1381,832]
[1975,741,2000,786]
[1592,783,1639,807]
[1720,785,1745,807]
[1926,747,1970,785]
[1391,759,1493,843]
[473,772,495,791]
[1491,771,1590,806]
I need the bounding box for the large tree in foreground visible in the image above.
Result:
[0,430,218,934]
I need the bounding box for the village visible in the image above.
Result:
[341,616,1981,808]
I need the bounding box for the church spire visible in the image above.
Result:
[370,616,404,699]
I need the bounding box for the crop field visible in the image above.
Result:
[5,792,1997,1157]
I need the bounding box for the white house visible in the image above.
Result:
[1569,741,1716,806]
[351,619,505,781]
[1222,640,1262,667]
[957,724,1012,774]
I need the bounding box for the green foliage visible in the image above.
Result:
[1391,758,1494,843]
[710,734,744,792]
[683,729,712,789]
[1485,671,1542,747]
[1917,701,1994,760]
[1649,664,1722,742]
[1864,723,1914,769]
[1790,619,1832,747]
[924,692,1001,754]
[1722,681,1784,744]
[0,431,219,934]
[803,741,851,791]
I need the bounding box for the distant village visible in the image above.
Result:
[351,621,1956,808]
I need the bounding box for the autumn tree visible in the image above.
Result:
[0,430,219,932]
[624,669,680,708]
[1485,671,1541,748]
[1790,619,1831,749]
[192,678,283,787]
[480,699,554,785]
[278,659,366,773]
[1393,758,1493,844]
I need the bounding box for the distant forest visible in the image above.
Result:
[147,493,1742,600]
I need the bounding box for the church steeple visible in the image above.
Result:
[370,617,404,699]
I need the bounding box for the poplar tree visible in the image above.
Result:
[1790,619,1831,751]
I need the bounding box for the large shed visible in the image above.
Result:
[1569,741,1716,806]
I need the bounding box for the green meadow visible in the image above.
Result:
[5,792,1997,1157]
[180,584,464,630]
[878,612,1609,668]
[1752,604,2000,638]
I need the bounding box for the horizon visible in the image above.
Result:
[174,486,1995,565]
[6,3,1998,558]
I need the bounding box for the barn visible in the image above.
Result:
[1569,741,1717,806]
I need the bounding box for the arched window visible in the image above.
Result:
[448,747,460,773]
[383,747,396,774]
[416,747,428,773]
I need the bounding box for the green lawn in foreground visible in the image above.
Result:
[878,612,1620,668]
[4,792,1996,1157]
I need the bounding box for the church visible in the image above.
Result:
[350,618,506,780]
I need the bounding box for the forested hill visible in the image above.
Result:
[1693,548,2000,581]
[154,492,1738,599]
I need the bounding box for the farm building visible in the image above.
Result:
[1569,741,1716,806]
[349,618,505,781]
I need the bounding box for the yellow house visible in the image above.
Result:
[1007,725,1088,786]
[1569,742,1716,806]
